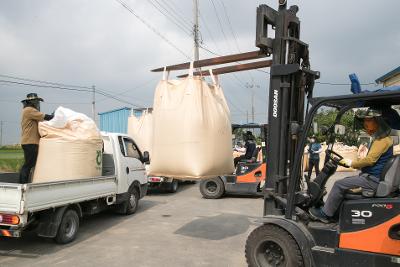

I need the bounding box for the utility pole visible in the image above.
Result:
[251,91,255,123]
[246,79,259,123]
[193,0,200,62]
[0,121,3,147]
[92,85,96,123]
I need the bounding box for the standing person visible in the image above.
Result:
[307,135,323,178]
[19,93,54,183]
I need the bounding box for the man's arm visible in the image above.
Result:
[351,137,393,169]
[26,107,45,121]
[26,108,53,121]
[315,144,323,154]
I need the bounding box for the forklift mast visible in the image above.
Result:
[151,0,319,220]
[256,1,320,217]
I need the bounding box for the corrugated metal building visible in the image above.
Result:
[98,107,144,133]
[376,65,400,87]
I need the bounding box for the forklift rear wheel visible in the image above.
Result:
[54,209,80,244]
[199,177,225,199]
[245,224,303,267]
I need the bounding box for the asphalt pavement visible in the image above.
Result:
[0,182,263,267]
[0,172,355,267]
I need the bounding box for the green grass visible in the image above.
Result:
[0,149,24,172]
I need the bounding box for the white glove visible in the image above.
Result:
[339,158,352,168]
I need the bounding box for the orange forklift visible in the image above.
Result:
[151,1,399,264]
[199,123,267,199]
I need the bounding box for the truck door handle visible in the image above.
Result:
[126,167,130,174]
[389,224,400,240]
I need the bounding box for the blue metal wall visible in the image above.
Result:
[99,107,143,133]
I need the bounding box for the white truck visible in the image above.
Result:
[0,132,148,244]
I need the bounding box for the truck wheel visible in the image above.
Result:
[199,177,225,199]
[54,209,80,244]
[166,179,179,193]
[245,224,303,267]
[125,187,140,215]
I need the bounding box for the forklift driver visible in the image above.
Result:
[309,108,393,223]
[234,131,257,166]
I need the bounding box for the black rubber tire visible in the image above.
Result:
[54,209,80,244]
[199,177,225,199]
[245,224,304,267]
[125,187,140,215]
[166,179,179,193]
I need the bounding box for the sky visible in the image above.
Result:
[0,0,399,144]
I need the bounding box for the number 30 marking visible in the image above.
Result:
[351,210,372,218]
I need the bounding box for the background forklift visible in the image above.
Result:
[199,123,268,199]
[152,1,399,265]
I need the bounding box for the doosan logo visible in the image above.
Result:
[273,89,278,118]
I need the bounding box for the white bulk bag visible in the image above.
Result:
[148,65,234,179]
[127,109,153,154]
[32,107,103,183]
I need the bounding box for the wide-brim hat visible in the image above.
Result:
[355,108,382,119]
[21,93,44,103]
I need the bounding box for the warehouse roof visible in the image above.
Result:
[375,65,400,83]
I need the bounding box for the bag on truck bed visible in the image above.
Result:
[32,107,103,183]
[127,109,153,154]
[148,65,234,179]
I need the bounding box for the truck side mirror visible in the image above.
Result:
[142,151,150,164]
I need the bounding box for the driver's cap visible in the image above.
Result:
[355,108,382,119]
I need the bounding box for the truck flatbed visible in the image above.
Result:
[0,176,117,214]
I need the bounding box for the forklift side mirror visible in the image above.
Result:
[334,124,346,135]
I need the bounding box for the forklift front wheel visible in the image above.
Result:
[199,177,225,199]
[245,224,304,267]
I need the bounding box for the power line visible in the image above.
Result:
[160,0,194,25]
[95,88,143,108]
[146,0,193,36]
[0,99,90,105]
[96,78,154,102]
[219,0,241,53]
[0,79,92,92]
[115,0,192,60]
[0,74,92,90]
[199,12,222,54]
[159,0,194,26]
[0,79,144,107]
[209,0,233,54]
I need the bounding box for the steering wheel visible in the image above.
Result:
[325,149,346,167]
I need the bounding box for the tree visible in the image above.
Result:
[312,108,359,146]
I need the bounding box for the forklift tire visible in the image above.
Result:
[199,177,225,199]
[166,179,179,193]
[54,209,80,244]
[245,224,303,267]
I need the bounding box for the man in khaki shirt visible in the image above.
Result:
[309,108,393,223]
[20,93,54,183]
